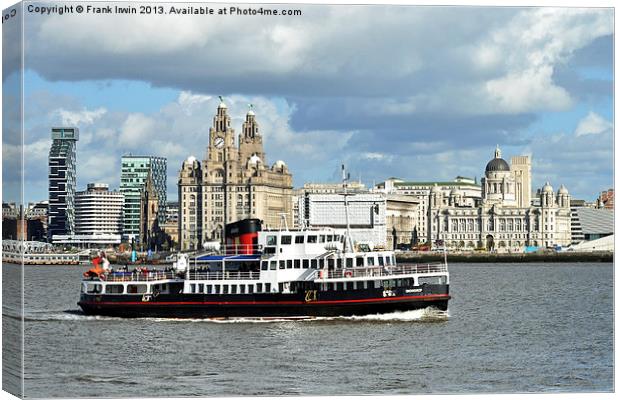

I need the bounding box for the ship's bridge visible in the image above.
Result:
[258,229,344,257]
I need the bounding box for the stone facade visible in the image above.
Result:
[427,148,571,251]
[178,101,293,250]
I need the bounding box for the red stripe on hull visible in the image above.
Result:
[79,294,450,307]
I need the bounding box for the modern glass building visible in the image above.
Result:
[48,127,79,241]
[119,155,167,240]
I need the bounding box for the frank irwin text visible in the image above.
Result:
[27,4,303,16]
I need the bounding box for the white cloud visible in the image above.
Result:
[52,107,107,126]
[574,112,612,136]
[119,113,158,147]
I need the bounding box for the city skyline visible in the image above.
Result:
[3,5,613,204]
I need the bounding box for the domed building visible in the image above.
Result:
[427,147,572,252]
[178,101,293,250]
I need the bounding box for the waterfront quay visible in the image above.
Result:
[397,250,613,263]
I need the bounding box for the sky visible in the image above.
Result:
[2,2,614,203]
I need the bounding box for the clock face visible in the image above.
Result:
[214,137,225,149]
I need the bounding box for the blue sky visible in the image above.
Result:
[2,4,614,203]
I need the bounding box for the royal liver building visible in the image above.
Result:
[178,100,293,250]
[428,147,571,251]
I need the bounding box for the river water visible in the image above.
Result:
[3,262,614,397]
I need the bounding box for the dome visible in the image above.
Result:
[273,160,286,169]
[218,101,227,109]
[247,109,255,116]
[558,184,568,195]
[542,182,553,193]
[186,155,197,164]
[485,158,510,172]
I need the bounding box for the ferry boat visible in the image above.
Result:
[77,228,450,318]
[78,167,450,318]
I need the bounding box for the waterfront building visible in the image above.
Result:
[74,183,124,238]
[295,183,417,249]
[119,155,167,241]
[570,207,613,245]
[376,176,481,244]
[178,101,293,250]
[300,192,387,247]
[165,201,179,223]
[139,173,168,250]
[426,148,571,251]
[48,127,79,241]
[293,182,367,228]
[596,188,614,209]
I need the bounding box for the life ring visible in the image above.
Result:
[319,270,325,279]
[344,270,353,278]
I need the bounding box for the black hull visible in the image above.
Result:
[78,285,449,318]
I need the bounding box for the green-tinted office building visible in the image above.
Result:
[119,155,167,240]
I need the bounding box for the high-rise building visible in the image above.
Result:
[178,101,293,250]
[120,155,167,240]
[48,127,79,241]
[74,183,124,236]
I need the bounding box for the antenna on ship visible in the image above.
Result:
[278,213,290,232]
[342,164,355,253]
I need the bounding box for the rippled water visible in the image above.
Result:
[3,262,613,397]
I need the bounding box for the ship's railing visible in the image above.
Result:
[187,271,261,281]
[86,271,179,282]
[317,262,448,280]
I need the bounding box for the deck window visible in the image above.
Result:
[327,235,333,242]
[257,283,263,292]
[419,276,446,285]
[248,285,254,294]
[295,235,305,244]
[385,256,392,266]
[327,283,333,291]
[198,284,204,293]
[307,235,317,243]
[214,285,221,294]
[369,281,376,289]
[346,258,353,268]
[266,235,277,246]
[294,260,301,269]
[269,261,277,270]
[319,235,326,243]
[319,259,325,268]
[302,259,309,269]
[86,284,102,294]
[223,285,229,294]
[356,257,364,267]
[379,257,385,266]
[231,285,237,294]
[127,284,147,294]
[337,282,344,291]
[261,261,268,271]
[279,260,285,269]
[190,284,196,293]
[265,283,271,292]
[206,285,213,294]
[336,259,342,269]
[239,285,245,294]
[281,235,292,245]
[367,257,375,266]
[310,259,318,269]
[104,284,123,294]
[346,282,353,290]
[335,235,341,242]
[287,260,293,269]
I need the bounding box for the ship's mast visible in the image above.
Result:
[342,164,355,253]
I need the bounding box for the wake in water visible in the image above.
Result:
[25,307,449,323]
